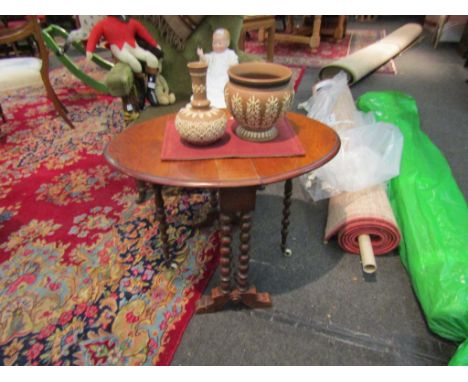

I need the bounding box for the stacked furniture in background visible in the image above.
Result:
[274,16,347,50]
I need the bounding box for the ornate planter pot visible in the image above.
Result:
[175,61,227,145]
[224,62,294,142]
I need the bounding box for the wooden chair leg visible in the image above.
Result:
[0,103,5,123]
[0,105,5,140]
[281,179,293,256]
[310,16,322,50]
[40,71,74,129]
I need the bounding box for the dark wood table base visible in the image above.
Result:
[104,112,340,315]
[196,208,272,314]
[196,188,273,314]
[143,180,293,312]
[145,181,291,313]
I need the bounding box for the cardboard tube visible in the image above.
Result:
[358,234,377,274]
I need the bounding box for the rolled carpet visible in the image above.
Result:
[325,184,401,255]
[319,23,423,84]
[318,74,401,273]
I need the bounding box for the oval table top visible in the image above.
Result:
[104,112,340,188]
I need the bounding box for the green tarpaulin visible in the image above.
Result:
[357,91,468,364]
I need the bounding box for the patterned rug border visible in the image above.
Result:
[157,232,219,365]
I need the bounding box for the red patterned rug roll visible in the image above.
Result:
[319,77,401,259]
[324,185,401,255]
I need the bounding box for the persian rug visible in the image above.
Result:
[245,29,397,75]
[0,60,219,365]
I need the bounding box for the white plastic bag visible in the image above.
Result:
[299,71,404,201]
[298,71,372,129]
[302,122,404,200]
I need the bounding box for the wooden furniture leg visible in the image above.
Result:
[333,16,347,40]
[0,104,5,140]
[310,16,322,49]
[281,179,292,255]
[33,17,74,129]
[152,184,173,268]
[258,28,265,42]
[285,16,294,33]
[266,23,275,62]
[196,186,272,313]
[40,64,74,128]
[196,212,233,313]
[433,16,449,48]
[234,212,272,308]
[0,103,5,123]
[136,180,148,203]
[275,15,321,50]
[239,16,276,62]
[238,29,245,51]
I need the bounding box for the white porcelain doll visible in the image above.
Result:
[197,28,238,108]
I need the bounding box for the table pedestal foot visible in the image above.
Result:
[196,286,272,314]
[196,288,232,314]
[233,286,272,309]
[197,187,273,314]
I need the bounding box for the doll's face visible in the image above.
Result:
[212,32,229,53]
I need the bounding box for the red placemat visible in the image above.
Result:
[161,117,305,161]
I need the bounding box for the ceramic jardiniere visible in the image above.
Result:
[224,62,294,142]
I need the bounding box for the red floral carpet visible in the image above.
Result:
[245,29,397,75]
[0,61,219,365]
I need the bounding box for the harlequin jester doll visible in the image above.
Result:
[86,16,161,119]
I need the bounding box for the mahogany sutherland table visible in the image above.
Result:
[104,112,340,313]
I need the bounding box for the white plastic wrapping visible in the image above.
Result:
[298,71,372,129]
[298,71,404,201]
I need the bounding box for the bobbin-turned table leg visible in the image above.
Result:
[152,184,175,268]
[281,179,293,256]
[136,180,149,204]
[196,213,233,313]
[196,186,271,314]
[234,211,272,309]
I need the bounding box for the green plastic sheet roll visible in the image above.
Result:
[357,92,468,363]
[449,339,468,365]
